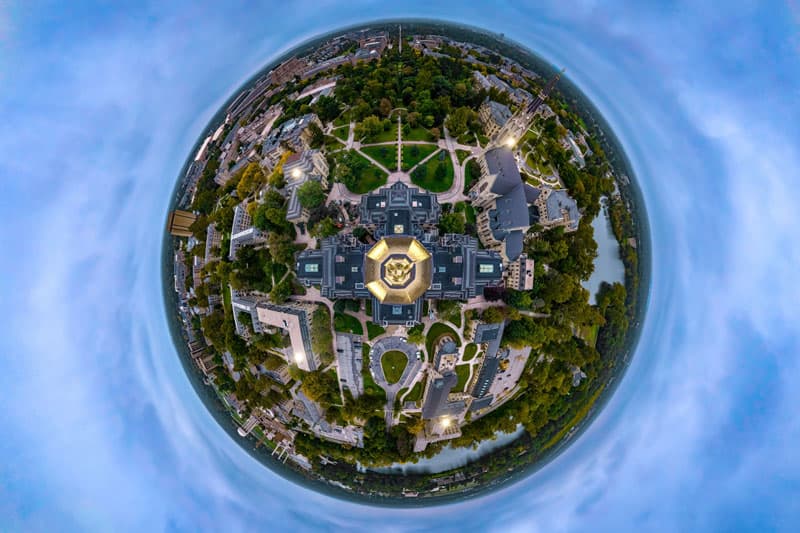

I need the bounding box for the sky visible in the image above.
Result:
[1,0,799,531]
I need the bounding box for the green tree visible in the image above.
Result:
[297,180,326,209]
[311,217,338,238]
[439,212,465,234]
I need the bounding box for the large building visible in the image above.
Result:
[269,56,307,86]
[479,99,513,139]
[469,320,506,412]
[470,148,532,263]
[167,210,196,237]
[283,149,329,224]
[229,202,266,260]
[256,302,319,372]
[529,187,581,232]
[296,183,503,326]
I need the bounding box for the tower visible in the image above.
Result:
[490,68,565,149]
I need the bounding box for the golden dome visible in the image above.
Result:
[364,236,432,304]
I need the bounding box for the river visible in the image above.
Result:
[363,425,525,475]
[583,198,625,304]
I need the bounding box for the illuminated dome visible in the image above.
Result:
[364,236,432,304]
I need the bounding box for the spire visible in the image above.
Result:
[526,67,564,115]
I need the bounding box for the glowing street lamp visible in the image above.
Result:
[504,136,516,148]
[291,168,302,179]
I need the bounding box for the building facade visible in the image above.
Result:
[296,183,504,326]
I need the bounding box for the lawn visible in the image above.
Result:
[333,312,363,335]
[410,153,454,193]
[463,159,480,194]
[361,144,397,171]
[367,322,386,340]
[332,126,349,141]
[361,344,387,401]
[464,203,476,224]
[455,364,471,392]
[425,322,461,360]
[338,150,387,194]
[404,127,434,142]
[334,299,360,313]
[362,126,398,144]
[381,350,408,384]
[405,379,424,402]
[463,343,478,361]
[401,144,438,171]
[456,149,471,165]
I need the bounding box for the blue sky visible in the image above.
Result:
[1,1,799,531]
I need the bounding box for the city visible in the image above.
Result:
[167,22,639,499]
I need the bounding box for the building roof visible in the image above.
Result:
[504,230,524,262]
[485,100,512,127]
[422,371,458,419]
[471,357,499,399]
[364,236,432,304]
[545,190,581,231]
[484,148,521,195]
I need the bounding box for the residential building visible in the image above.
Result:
[269,56,307,86]
[255,302,320,372]
[261,113,323,171]
[167,210,196,237]
[204,223,222,264]
[229,202,266,260]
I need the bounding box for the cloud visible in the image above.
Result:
[1,0,799,530]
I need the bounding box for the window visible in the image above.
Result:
[393,224,404,234]
[479,263,494,273]
[392,306,402,315]
[304,263,319,273]
[351,266,359,272]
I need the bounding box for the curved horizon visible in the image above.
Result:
[1,1,798,530]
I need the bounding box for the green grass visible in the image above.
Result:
[381,350,408,384]
[340,150,387,194]
[333,312,363,335]
[410,154,454,193]
[362,127,397,144]
[464,203,476,224]
[332,126,348,141]
[464,159,480,194]
[425,322,461,360]
[333,115,349,127]
[406,380,424,402]
[401,144,438,171]
[360,144,397,171]
[361,346,387,401]
[456,149,471,164]
[455,364,471,392]
[405,127,434,142]
[222,283,232,317]
[463,343,478,361]
[367,322,386,340]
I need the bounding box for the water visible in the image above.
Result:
[368,425,525,475]
[583,198,625,304]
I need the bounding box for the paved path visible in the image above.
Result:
[367,336,423,428]
[327,182,361,205]
[345,121,355,150]
[396,115,402,171]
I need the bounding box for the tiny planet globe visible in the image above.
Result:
[163,19,649,505]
